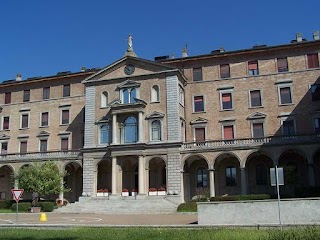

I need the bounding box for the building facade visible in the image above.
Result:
[0,33,320,204]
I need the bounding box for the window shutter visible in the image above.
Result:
[223,126,234,140]
[61,138,69,150]
[222,93,231,102]
[42,112,48,126]
[62,110,69,124]
[5,93,11,104]
[248,61,258,70]
[308,54,319,68]
[195,128,205,142]
[20,141,27,153]
[220,64,230,78]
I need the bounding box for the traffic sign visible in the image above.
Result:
[11,189,24,203]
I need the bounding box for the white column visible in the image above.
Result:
[112,114,117,144]
[138,112,144,142]
[112,157,118,194]
[240,167,248,195]
[139,156,145,194]
[308,163,315,186]
[209,169,215,198]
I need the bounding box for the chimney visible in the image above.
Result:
[219,47,225,53]
[182,47,188,58]
[296,33,303,42]
[81,66,86,72]
[16,73,22,81]
[313,31,319,40]
[171,53,175,59]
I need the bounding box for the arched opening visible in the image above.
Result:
[314,150,320,186]
[151,85,160,102]
[0,165,14,200]
[64,162,83,202]
[100,91,108,108]
[97,160,112,195]
[149,158,166,191]
[121,158,138,192]
[124,117,137,143]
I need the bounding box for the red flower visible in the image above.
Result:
[122,189,129,192]
[149,188,157,192]
[158,187,166,191]
[132,188,138,192]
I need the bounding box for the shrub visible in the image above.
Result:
[210,194,271,202]
[0,200,14,209]
[11,202,31,212]
[295,187,320,198]
[177,202,197,212]
[37,202,54,212]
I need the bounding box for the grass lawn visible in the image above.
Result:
[0,209,14,213]
[0,227,319,240]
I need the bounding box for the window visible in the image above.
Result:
[282,120,295,136]
[63,84,70,97]
[179,86,185,106]
[39,139,48,152]
[1,142,8,155]
[314,118,320,133]
[256,163,268,185]
[249,90,262,107]
[252,123,264,138]
[21,113,29,129]
[221,92,233,110]
[226,166,237,186]
[61,138,69,150]
[307,53,319,69]
[20,141,27,154]
[220,64,230,78]
[100,125,109,144]
[101,92,108,107]
[41,112,49,127]
[151,85,160,102]
[223,125,234,140]
[23,90,30,102]
[195,128,205,142]
[277,58,288,72]
[197,168,208,187]
[248,61,259,76]
[123,88,136,104]
[124,117,137,143]
[193,96,204,112]
[151,120,161,141]
[311,84,320,101]
[279,86,292,104]
[193,67,203,81]
[4,92,11,104]
[61,109,70,125]
[2,117,9,130]
[43,87,50,100]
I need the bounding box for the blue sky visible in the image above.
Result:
[0,0,319,81]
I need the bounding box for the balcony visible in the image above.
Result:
[181,133,320,151]
[0,150,81,161]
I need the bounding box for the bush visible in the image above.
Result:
[36,202,54,212]
[295,187,320,198]
[11,202,31,212]
[0,200,14,209]
[210,194,271,202]
[177,202,197,212]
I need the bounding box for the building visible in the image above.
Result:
[0,32,319,205]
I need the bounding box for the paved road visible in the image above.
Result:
[0,213,198,226]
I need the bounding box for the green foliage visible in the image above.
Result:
[11,202,31,212]
[295,187,320,198]
[262,226,320,240]
[37,202,54,212]
[177,202,197,212]
[0,200,14,209]
[210,194,271,202]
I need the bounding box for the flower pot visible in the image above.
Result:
[103,192,110,197]
[158,191,166,196]
[96,192,104,197]
[122,192,129,197]
[29,207,41,213]
[149,191,157,196]
[131,192,137,197]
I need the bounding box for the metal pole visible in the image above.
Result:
[276,165,282,231]
[16,201,18,224]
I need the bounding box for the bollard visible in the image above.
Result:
[39,213,47,222]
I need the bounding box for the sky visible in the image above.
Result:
[0,0,319,81]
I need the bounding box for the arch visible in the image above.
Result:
[146,155,167,167]
[277,147,308,164]
[64,162,83,202]
[151,85,160,102]
[243,150,275,168]
[100,91,108,108]
[124,116,137,143]
[0,165,15,200]
[213,151,241,166]
[97,160,112,195]
[149,157,166,191]
[62,160,82,169]
[182,154,210,170]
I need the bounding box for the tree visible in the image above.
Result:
[15,161,67,206]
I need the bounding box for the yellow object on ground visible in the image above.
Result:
[39,213,47,222]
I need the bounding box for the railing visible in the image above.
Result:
[0,150,81,160]
[181,133,320,150]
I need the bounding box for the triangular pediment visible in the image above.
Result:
[145,111,165,120]
[116,80,141,90]
[37,131,50,137]
[0,133,10,140]
[190,117,208,125]
[96,115,110,124]
[247,112,267,120]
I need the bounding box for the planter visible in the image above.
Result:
[131,192,138,197]
[158,191,166,196]
[96,192,104,197]
[103,192,111,197]
[122,192,129,197]
[29,207,41,213]
[149,191,157,196]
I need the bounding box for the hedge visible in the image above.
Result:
[177,202,197,212]
[11,202,31,212]
[0,200,14,209]
[210,194,271,202]
[36,202,54,212]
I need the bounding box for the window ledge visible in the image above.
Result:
[0,129,10,132]
[279,103,294,107]
[248,106,264,109]
[99,106,110,109]
[192,111,206,114]
[220,109,234,112]
[150,101,160,104]
[19,128,29,130]
[39,126,49,128]
[60,124,70,126]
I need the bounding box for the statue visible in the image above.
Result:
[128,34,133,50]
[124,34,137,57]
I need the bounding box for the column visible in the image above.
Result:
[209,169,216,198]
[138,111,144,142]
[112,114,117,144]
[240,167,248,195]
[139,156,146,194]
[112,157,118,194]
[308,163,315,186]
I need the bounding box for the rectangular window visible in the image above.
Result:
[2,117,10,130]
[61,138,69,150]
[40,139,48,152]
[41,112,49,127]
[195,128,205,142]
[1,142,8,155]
[222,93,233,110]
[43,87,50,100]
[314,118,320,133]
[4,92,11,104]
[61,109,70,125]
[248,61,259,76]
[63,84,70,97]
[194,96,204,112]
[223,125,234,140]
[250,90,262,107]
[20,141,27,154]
[279,87,292,104]
[220,64,230,78]
[307,53,319,69]
[277,58,289,72]
[311,84,320,101]
[21,114,29,129]
[193,68,203,82]
[283,120,295,136]
[252,123,264,138]
[23,90,30,102]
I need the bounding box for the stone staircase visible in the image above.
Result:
[54,196,179,214]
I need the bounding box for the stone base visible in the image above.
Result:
[109,194,121,200]
[78,196,90,203]
[136,194,147,200]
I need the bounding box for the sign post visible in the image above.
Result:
[11,189,24,224]
[270,166,284,231]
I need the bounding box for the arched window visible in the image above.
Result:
[226,166,237,186]
[100,125,109,144]
[124,117,137,143]
[151,120,161,141]
[151,85,160,102]
[256,163,268,185]
[101,92,108,108]
[123,88,136,104]
[197,167,208,187]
